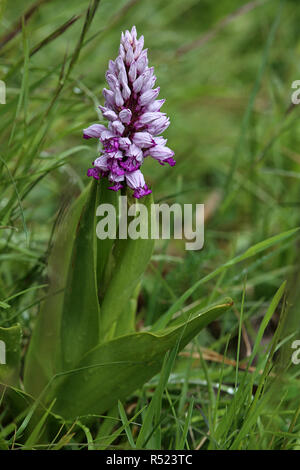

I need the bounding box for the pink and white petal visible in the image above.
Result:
[83,124,106,139]
[94,155,109,171]
[125,169,145,189]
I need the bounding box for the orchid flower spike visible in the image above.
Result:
[83,26,175,199]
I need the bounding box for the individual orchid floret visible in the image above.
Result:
[83,26,175,198]
[83,124,106,139]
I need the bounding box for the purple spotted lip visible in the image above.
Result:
[83,26,175,199]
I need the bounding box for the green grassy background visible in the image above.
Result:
[0,0,299,449]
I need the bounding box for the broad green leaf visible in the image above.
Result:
[0,324,22,389]
[24,181,153,401]
[60,180,101,370]
[100,192,155,340]
[47,299,232,420]
[24,182,94,396]
[96,178,119,294]
[114,283,140,336]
